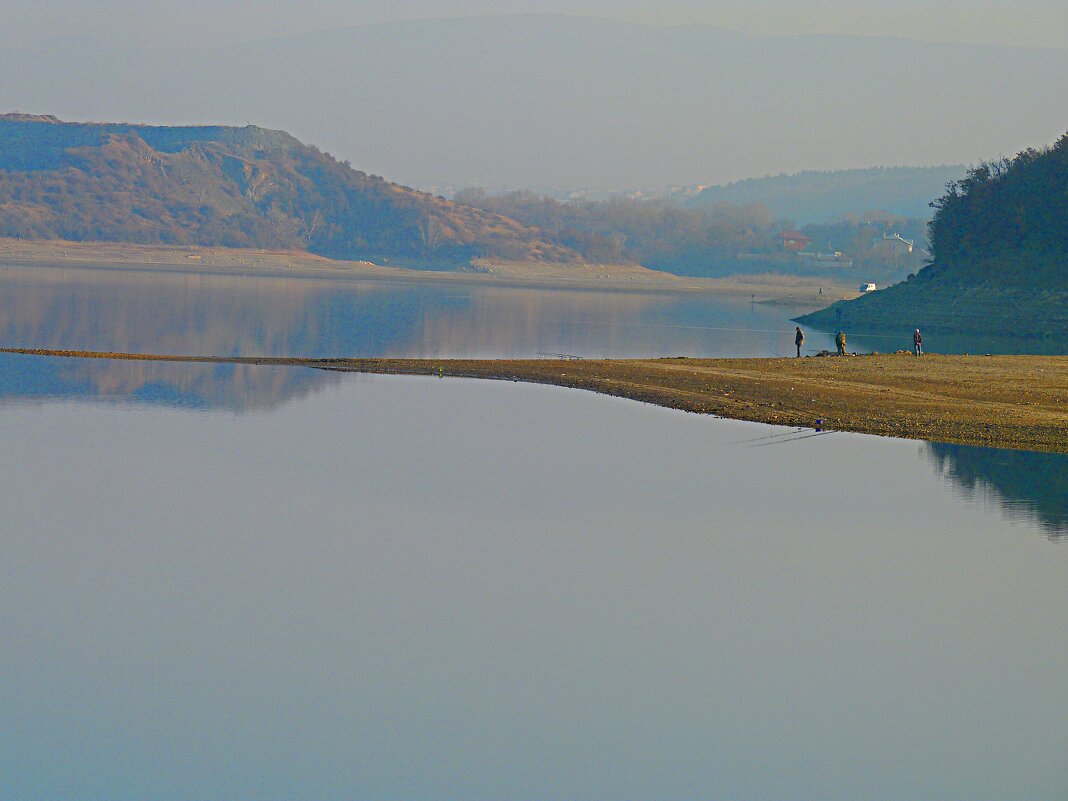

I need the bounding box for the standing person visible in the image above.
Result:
[835,330,847,356]
[913,328,923,356]
[795,326,805,357]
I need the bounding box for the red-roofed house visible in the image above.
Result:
[777,230,813,252]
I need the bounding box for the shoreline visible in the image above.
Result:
[2,348,1065,453]
[0,238,856,301]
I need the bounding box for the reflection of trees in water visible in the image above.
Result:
[926,443,1067,539]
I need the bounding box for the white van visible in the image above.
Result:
[859,282,877,293]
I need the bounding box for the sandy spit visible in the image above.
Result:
[2,349,1065,453]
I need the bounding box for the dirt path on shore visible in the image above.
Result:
[2,348,1065,452]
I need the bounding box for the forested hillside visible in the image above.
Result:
[456,188,929,279]
[926,142,1068,281]
[798,133,1068,340]
[0,115,577,265]
[455,188,783,275]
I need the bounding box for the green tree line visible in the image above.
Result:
[928,132,1068,283]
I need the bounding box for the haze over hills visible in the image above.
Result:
[2,15,1067,190]
[688,165,968,225]
[0,115,576,265]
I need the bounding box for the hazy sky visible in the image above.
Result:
[4,0,1068,48]
[3,2,1066,189]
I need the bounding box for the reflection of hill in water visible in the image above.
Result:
[0,353,340,413]
[0,266,436,357]
[0,265,690,410]
[0,266,400,411]
[926,443,1068,539]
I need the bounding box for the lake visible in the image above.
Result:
[1,264,1065,801]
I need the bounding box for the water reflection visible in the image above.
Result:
[0,353,340,413]
[5,347,1064,545]
[0,265,447,358]
[0,263,853,410]
[927,442,1068,539]
[1,375,1065,801]
[0,264,849,359]
[1,264,1065,524]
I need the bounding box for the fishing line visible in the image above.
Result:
[730,428,808,444]
[755,430,837,447]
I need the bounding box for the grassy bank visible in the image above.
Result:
[797,253,1068,338]
[3,348,1065,453]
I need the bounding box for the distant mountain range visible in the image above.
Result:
[0,115,576,265]
[2,15,1067,189]
[688,165,968,224]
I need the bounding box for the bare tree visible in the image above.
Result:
[302,209,324,242]
[417,214,445,255]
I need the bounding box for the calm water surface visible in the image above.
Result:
[1,265,1066,800]
[0,263,876,359]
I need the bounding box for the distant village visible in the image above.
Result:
[774,225,930,267]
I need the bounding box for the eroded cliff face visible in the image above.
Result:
[0,115,580,266]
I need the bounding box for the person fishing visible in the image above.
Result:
[913,328,923,356]
[835,330,847,356]
[795,326,805,357]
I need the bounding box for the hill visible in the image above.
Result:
[454,188,786,277]
[687,166,968,224]
[797,133,1068,342]
[0,114,577,266]
[455,187,936,280]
